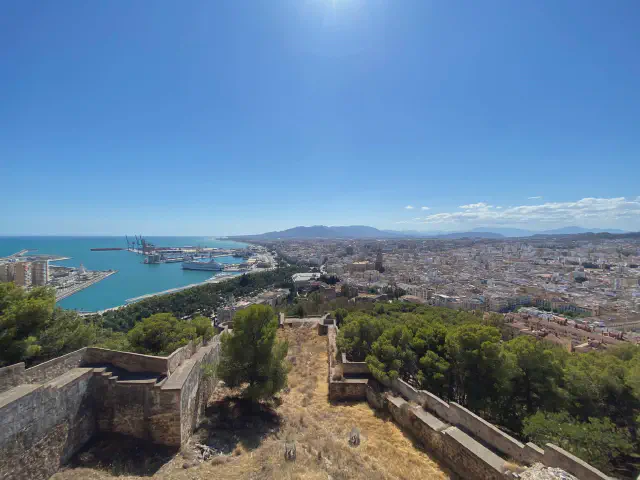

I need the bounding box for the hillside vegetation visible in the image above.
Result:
[336,302,640,476]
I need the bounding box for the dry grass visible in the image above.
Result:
[53,326,450,480]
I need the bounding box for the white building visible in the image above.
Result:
[292,272,320,288]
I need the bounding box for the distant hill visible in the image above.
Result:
[431,231,504,239]
[229,225,628,241]
[230,225,503,240]
[234,225,399,240]
[472,226,627,237]
[538,226,627,235]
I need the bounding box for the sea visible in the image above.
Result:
[0,236,248,312]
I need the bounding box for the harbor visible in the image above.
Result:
[0,236,260,312]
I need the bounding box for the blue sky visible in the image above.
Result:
[1,0,639,235]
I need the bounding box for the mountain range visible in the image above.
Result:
[229,225,627,240]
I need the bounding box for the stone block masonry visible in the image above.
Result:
[0,334,225,480]
[0,363,25,394]
[0,368,96,480]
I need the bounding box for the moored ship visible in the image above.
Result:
[182,258,224,271]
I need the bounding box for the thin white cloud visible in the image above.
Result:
[405,205,414,210]
[400,197,640,228]
[528,196,543,200]
[459,202,492,210]
[421,206,430,211]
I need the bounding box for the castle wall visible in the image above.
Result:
[0,368,96,480]
[0,334,224,479]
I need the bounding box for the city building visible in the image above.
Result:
[348,261,373,273]
[13,262,32,287]
[31,260,50,286]
[0,262,14,283]
[375,250,384,272]
[292,272,320,289]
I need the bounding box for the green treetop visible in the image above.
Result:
[217,304,289,402]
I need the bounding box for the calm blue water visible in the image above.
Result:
[0,236,247,311]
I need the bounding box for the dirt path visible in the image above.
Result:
[53,327,449,480]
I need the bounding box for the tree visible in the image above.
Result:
[412,322,450,396]
[192,315,214,342]
[127,313,196,355]
[336,314,386,361]
[0,285,56,365]
[333,308,348,326]
[445,323,506,412]
[217,305,289,402]
[523,411,633,474]
[499,336,566,431]
[563,352,638,433]
[35,308,100,360]
[503,336,565,414]
[367,325,416,383]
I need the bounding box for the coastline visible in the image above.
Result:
[2,236,253,312]
[79,267,275,315]
[123,272,241,305]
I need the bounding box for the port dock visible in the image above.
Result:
[55,270,117,301]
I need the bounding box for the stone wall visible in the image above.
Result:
[0,363,26,394]
[331,331,609,480]
[340,353,369,376]
[0,333,226,478]
[83,348,169,375]
[384,377,608,479]
[376,390,507,480]
[181,339,220,444]
[0,368,97,480]
[92,371,161,441]
[449,402,529,464]
[326,324,368,401]
[166,339,202,375]
[328,378,368,400]
[23,348,86,384]
[543,444,609,480]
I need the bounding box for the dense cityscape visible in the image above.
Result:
[255,233,640,347]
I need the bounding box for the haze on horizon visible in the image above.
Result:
[1,0,639,236]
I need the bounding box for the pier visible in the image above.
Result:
[55,270,117,302]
